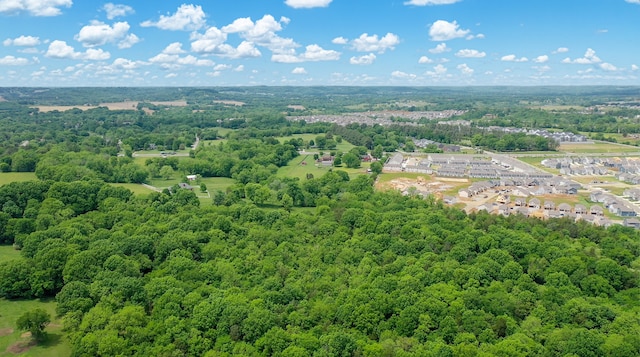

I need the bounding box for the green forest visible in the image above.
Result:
[0,87,639,356]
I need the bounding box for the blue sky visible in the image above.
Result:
[0,0,639,86]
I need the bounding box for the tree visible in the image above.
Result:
[370,161,383,175]
[17,308,51,341]
[342,152,361,169]
[160,165,174,180]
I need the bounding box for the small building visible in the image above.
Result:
[186,174,197,181]
[623,218,640,229]
[590,205,604,216]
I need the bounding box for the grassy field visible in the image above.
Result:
[199,177,235,192]
[559,142,640,154]
[275,134,356,153]
[110,183,156,196]
[0,245,21,263]
[277,154,370,180]
[0,299,70,357]
[0,172,37,186]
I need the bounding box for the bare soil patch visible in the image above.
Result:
[6,340,36,354]
[149,100,188,106]
[100,101,139,110]
[0,327,13,336]
[0,96,7,102]
[20,331,31,338]
[287,105,305,110]
[34,105,97,112]
[213,100,245,106]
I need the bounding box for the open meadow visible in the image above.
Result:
[277,154,370,180]
[0,173,37,185]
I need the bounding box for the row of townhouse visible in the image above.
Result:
[590,191,638,217]
[616,172,640,184]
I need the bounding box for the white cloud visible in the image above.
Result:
[4,35,41,46]
[190,27,228,53]
[456,49,485,58]
[501,54,528,62]
[141,4,206,31]
[426,64,448,76]
[222,15,297,54]
[234,65,244,72]
[632,64,639,71]
[553,47,569,53]
[212,41,262,59]
[457,63,473,75]
[45,40,110,60]
[429,43,450,54]
[162,42,186,55]
[111,57,142,70]
[0,55,29,65]
[418,56,433,64]
[429,20,470,41]
[404,0,462,5]
[331,37,348,45]
[626,0,640,3]
[599,63,617,71]
[103,3,133,19]
[292,67,307,74]
[75,21,139,49]
[149,52,214,67]
[562,48,601,64]
[285,0,332,8]
[214,64,231,71]
[272,44,339,63]
[533,65,551,73]
[533,55,549,63]
[391,71,417,79]
[0,0,72,16]
[349,33,399,53]
[83,48,110,60]
[350,53,376,65]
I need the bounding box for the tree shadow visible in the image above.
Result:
[39,331,64,348]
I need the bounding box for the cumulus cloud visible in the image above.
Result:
[3,35,40,47]
[632,64,639,71]
[110,57,143,70]
[0,0,72,16]
[562,48,601,64]
[285,0,332,8]
[162,42,186,55]
[190,27,227,53]
[45,40,110,60]
[429,20,470,41]
[429,43,450,54]
[75,21,139,49]
[331,37,348,45]
[533,55,549,63]
[599,63,617,71]
[404,0,461,5]
[0,55,29,65]
[292,67,307,74]
[149,51,215,68]
[426,64,448,76]
[103,3,133,19]
[333,33,400,55]
[456,49,485,58]
[272,44,339,63]
[418,56,433,64]
[350,53,376,65]
[626,0,640,3]
[222,15,297,54]
[141,4,206,31]
[391,71,417,80]
[457,63,473,75]
[501,54,528,62]
[553,47,569,53]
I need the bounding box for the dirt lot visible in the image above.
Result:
[213,100,245,106]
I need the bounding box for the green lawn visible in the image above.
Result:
[199,177,235,192]
[559,142,640,154]
[275,134,356,153]
[110,183,156,196]
[0,172,37,186]
[277,154,370,180]
[0,245,21,263]
[0,299,71,357]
